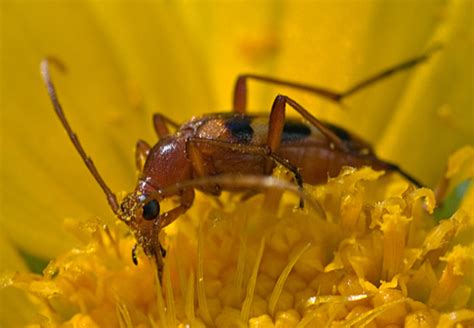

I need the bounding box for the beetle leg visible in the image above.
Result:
[187,137,304,193]
[384,162,422,187]
[270,95,350,152]
[151,187,192,281]
[153,113,180,138]
[158,187,195,229]
[131,243,139,265]
[185,139,221,195]
[152,187,194,281]
[152,174,326,217]
[233,75,341,114]
[233,47,440,113]
[135,139,151,172]
[275,95,423,186]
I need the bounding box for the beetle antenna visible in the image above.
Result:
[341,44,443,98]
[147,174,326,219]
[388,163,422,187]
[40,58,120,215]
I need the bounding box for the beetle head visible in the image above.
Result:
[118,191,165,259]
[119,192,161,222]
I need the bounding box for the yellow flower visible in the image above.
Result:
[4,161,474,327]
[1,1,472,327]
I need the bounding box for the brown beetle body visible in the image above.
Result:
[41,49,437,278]
[126,112,416,265]
[141,113,393,193]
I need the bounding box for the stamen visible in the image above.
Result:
[305,293,369,308]
[340,191,363,233]
[268,242,311,316]
[164,263,177,327]
[342,298,406,327]
[155,268,169,328]
[437,309,474,326]
[173,242,187,301]
[232,235,247,306]
[197,223,213,325]
[148,313,159,328]
[381,213,411,280]
[116,299,133,328]
[241,237,266,323]
[428,245,473,309]
[185,269,196,324]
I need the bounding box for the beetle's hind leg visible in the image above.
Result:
[233,75,342,114]
[233,46,440,113]
[268,94,350,152]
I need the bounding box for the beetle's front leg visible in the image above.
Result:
[135,140,151,172]
[187,137,304,195]
[153,113,180,139]
[157,187,195,229]
[151,187,194,281]
[188,137,305,208]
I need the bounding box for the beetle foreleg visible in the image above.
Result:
[135,139,151,172]
[158,187,195,229]
[153,113,180,139]
[152,187,195,281]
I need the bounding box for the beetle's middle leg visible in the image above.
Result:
[186,137,304,190]
[187,137,304,207]
[185,140,221,196]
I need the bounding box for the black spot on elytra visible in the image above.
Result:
[226,116,253,143]
[282,121,311,141]
[324,122,351,142]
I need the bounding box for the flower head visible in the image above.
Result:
[5,149,474,326]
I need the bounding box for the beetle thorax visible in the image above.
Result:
[139,136,193,195]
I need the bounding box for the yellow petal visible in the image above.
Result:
[378,0,473,186]
[2,1,135,257]
[0,232,36,326]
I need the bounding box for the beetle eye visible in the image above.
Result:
[142,199,160,220]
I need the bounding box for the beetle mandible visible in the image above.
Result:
[41,48,437,277]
